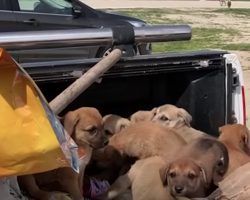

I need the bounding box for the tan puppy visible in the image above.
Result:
[152,104,210,142]
[130,108,157,123]
[103,114,131,137]
[103,156,175,200]
[18,107,105,200]
[218,124,250,176]
[160,137,229,198]
[108,121,186,159]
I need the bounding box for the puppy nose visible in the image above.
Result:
[175,186,184,193]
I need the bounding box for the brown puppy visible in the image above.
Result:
[18,107,105,200]
[160,137,229,198]
[161,159,207,198]
[130,108,157,123]
[152,104,210,142]
[108,121,186,159]
[218,124,250,176]
[103,114,131,137]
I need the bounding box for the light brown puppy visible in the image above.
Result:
[103,156,175,200]
[218,124,250,177]
[103,114,131,137]
[130,108,157,123]
[160,137,229,199]
[152,104,210,143]
[18,107,105,200]
[108,121,186,159]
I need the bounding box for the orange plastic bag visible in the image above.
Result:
[0,48,78,177]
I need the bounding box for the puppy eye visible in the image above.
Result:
[105,130,113,136]
[87,126,97,135]
[217,160,224,167]
[217,157,225,167]
[188,173,196,179]
[169,172,176,178]
[160,115,169,121]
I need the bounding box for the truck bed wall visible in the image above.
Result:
[37,68,226,136]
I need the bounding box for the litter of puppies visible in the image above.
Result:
[16,104,250,200]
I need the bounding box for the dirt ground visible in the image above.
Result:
[244,70,250,127]
[84,0,250,126]
[84,0,250,9]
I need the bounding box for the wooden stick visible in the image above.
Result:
[49,48,122,114]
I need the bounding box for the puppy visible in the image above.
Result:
[218,124,250,176]
[88,121,186,183]
[108,121,186,159]
[18,107,105,200]
[130,108,157,123]
[89,121,186,192]
[160,137,229,198]
[152,104,211,143]
[85,114,130,184]
[103,156,175,200]
[103,114,131,137]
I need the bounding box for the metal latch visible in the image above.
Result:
[232,68,240,90]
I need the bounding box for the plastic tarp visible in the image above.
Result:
[0,48,78,177]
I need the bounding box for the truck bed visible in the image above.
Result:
[22,50,232,136]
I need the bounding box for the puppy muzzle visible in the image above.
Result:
[171,185,186,197]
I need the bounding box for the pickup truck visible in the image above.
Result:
[0,19,247,200]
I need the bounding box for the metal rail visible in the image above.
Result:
[0,25,191,50]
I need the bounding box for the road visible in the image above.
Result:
[84,0,250,9]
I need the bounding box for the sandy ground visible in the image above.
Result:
[244,70,250,127]
[84,0,250,8]
[83,0,250,126]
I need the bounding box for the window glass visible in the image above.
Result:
[18,0,73,15]
[0,0,10,10]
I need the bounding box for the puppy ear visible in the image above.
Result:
[63,111,80,136]
[241,126,249,146]
[159,165,169,186]
[151,107,157,116]
[177,108,192,127]
[218,127,223,135]
[118,119,131,132]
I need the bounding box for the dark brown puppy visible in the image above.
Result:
[218,124,250,176]
[18,107,105,200]
[103,114,131,138]
[86,114,131,184]
[160,137,229,199]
